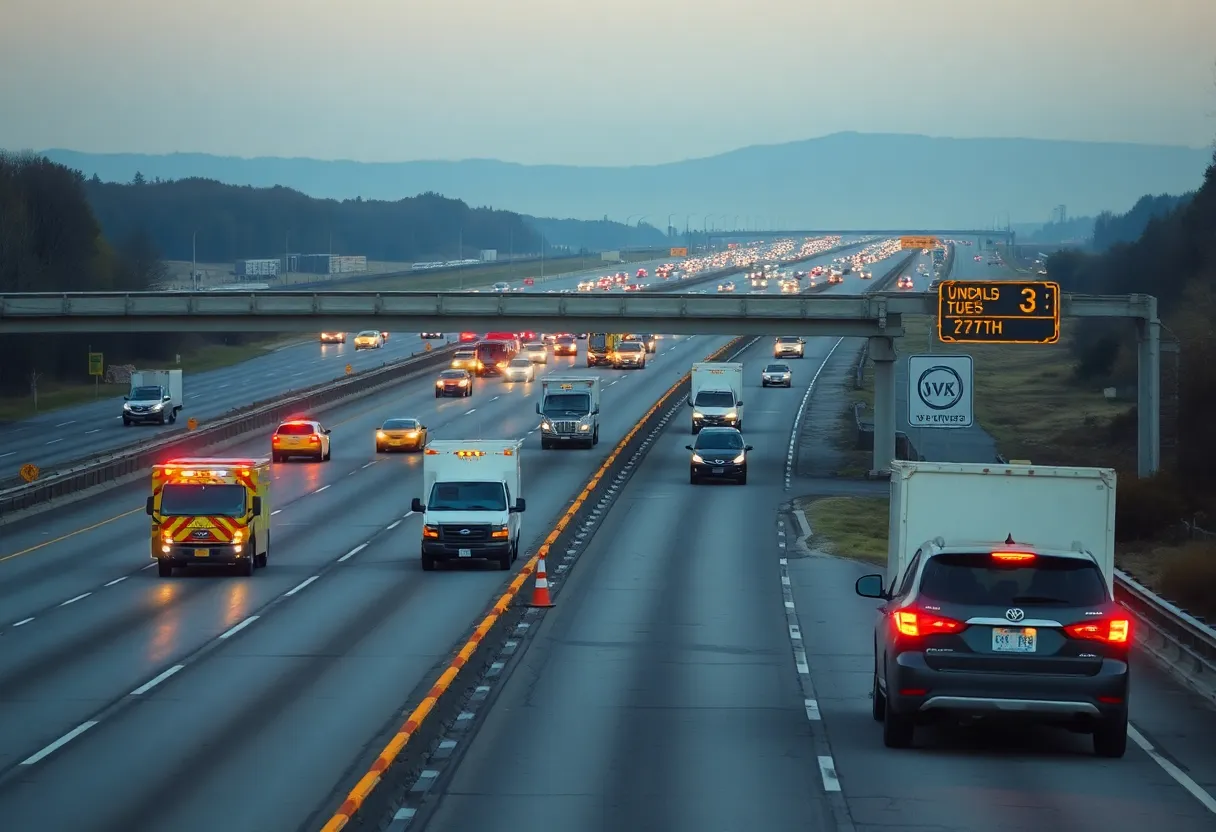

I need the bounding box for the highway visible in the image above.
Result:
[0,252,685,480]
[0,239,877,831]
[405,238,1216,832]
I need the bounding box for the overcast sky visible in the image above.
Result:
[2,0,1213,166]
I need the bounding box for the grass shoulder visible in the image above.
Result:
[795,495,888,564]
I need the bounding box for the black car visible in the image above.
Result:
[435,369,473,397]
[856,541,1131,756]
[686,427,752,485]
[420,332,443,339]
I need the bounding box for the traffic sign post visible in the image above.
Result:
[901,236,939,250]
[88,351,103,399]
[670,247,688,257]
[186,417,198,431]
[908,354,973,428]
[937,279,1060,344]
[345,364,353,376]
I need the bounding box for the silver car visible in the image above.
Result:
[523,342,549,364]
[761,363,792,388]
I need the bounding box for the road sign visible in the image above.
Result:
[88,352,103,376]
[937,279,1060,344]
[908,355,974,428]
[523,278,535,286]
[186,417,198,430]
[19,463,39,483]
[345,363,353,375]
[901,236,939,250]
[424,342,432,352]
[670,247,688,257]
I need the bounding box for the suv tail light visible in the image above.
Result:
[1065,618,1131,644]
[892,608,965,637]
[308,434,320,443]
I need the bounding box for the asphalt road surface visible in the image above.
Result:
[413,311,1216,832]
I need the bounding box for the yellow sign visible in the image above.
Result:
[936,280,1061,344]
[186,417,198,431]
[424,342,432,352]
[345,363,353,375]
[88,352,103,377]
[901,236,939,250]
[670,247,688,257]
[19,463,39,483]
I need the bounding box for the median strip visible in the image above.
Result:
[318,334,757,832]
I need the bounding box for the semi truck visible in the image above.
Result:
[586,333,621,367]
[123,369,184,426]
[689,362,744,433]
[146,457,272,577]
[411,440,527,571]
[537,377,601,448]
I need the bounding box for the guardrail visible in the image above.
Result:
[0,344,461,519]
[1114,569,1216,706]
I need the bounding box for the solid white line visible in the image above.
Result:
[805,699,821,721]
[60,592,91,607]
[218,615,259,639]
[386,520,401,530]
[12,617,34,627]
[103,576,127,587]
[1128,725,1216,813]
[141,563,156,570]
[21,721,99,765]
[339,543,367,562]
[131,664,184,695]
[284,576,319,597]
[314,484,330,493]
[817,755,842,792]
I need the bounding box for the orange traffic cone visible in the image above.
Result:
[529,556,556,608]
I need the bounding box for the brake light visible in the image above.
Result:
[992,551,1035,562]
[1065,618,1131,644]
[892,609,965,637]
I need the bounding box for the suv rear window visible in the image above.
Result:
[276,423,314,435]
[918,553,1108,607]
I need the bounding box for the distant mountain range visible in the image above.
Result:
[34,132,1213,229]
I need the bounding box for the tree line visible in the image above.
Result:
[85,174,542,263]
[1044,142,1216,530]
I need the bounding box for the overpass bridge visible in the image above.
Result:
[0,289,1157,478]
[705,229,1016,245]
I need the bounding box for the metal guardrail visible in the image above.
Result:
[0,344,460,518]
[1115,569,1216,706]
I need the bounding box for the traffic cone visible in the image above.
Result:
[529,556,556,608]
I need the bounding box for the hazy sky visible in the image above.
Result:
[2,0,1213,166]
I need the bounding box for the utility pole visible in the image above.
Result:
[458,227,463,260]
[191,231,197,290]
[30,371,41,413]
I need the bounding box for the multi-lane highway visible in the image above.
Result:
[0,253,687,480]
[0,238,878,831]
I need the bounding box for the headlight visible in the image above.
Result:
[733,453,746,464]
[579,424,590,431]
[541,420,552,430]
[725,411,737,419]
[406,431,418,438]
[491,525,510,540]
[423,525,439,539]
[692,411,704,419]
[691,453,704,463]
[376,431,387,439]
[436,380,444,387]
[459,379,468,386]
[123,403,133,410]
[150,403,164,410]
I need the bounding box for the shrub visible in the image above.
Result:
[1115,472,1187,542]
[1156,541,1216,621]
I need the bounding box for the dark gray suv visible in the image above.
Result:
[856,541,1130,756]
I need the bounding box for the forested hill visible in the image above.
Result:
[80,175,541,262]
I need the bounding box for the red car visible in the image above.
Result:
[636,268,648,278]
[459,332,478,342]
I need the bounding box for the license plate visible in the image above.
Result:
[712,467,725,474]
[992,627,1037,653]
[458,548,472,558]
[194,549,210,558]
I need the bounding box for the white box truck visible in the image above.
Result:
[689,362,744,433]
[123,369,184,426]
[536,377,600,449]
[885,460,1117,594]
[411,440,526,571]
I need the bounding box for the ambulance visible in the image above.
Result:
[146,457,272,578]
[411,441,526,572]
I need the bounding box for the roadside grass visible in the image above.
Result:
[1117,541,1216,621]
[0,337,305,422]
[795,496,889,564]
[327,250,666,292]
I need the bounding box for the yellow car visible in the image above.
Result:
[375,417,428,453]
[450,348,479,371]
[354,330,383,350]
[272,419,332,462]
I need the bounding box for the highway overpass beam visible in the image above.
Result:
[1137,303,1161,478]
[869,335,897,476]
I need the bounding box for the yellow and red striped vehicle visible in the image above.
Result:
[146,457,272,577]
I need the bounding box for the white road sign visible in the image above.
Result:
[908,354,974,428]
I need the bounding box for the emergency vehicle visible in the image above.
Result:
[146,458,272,577]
